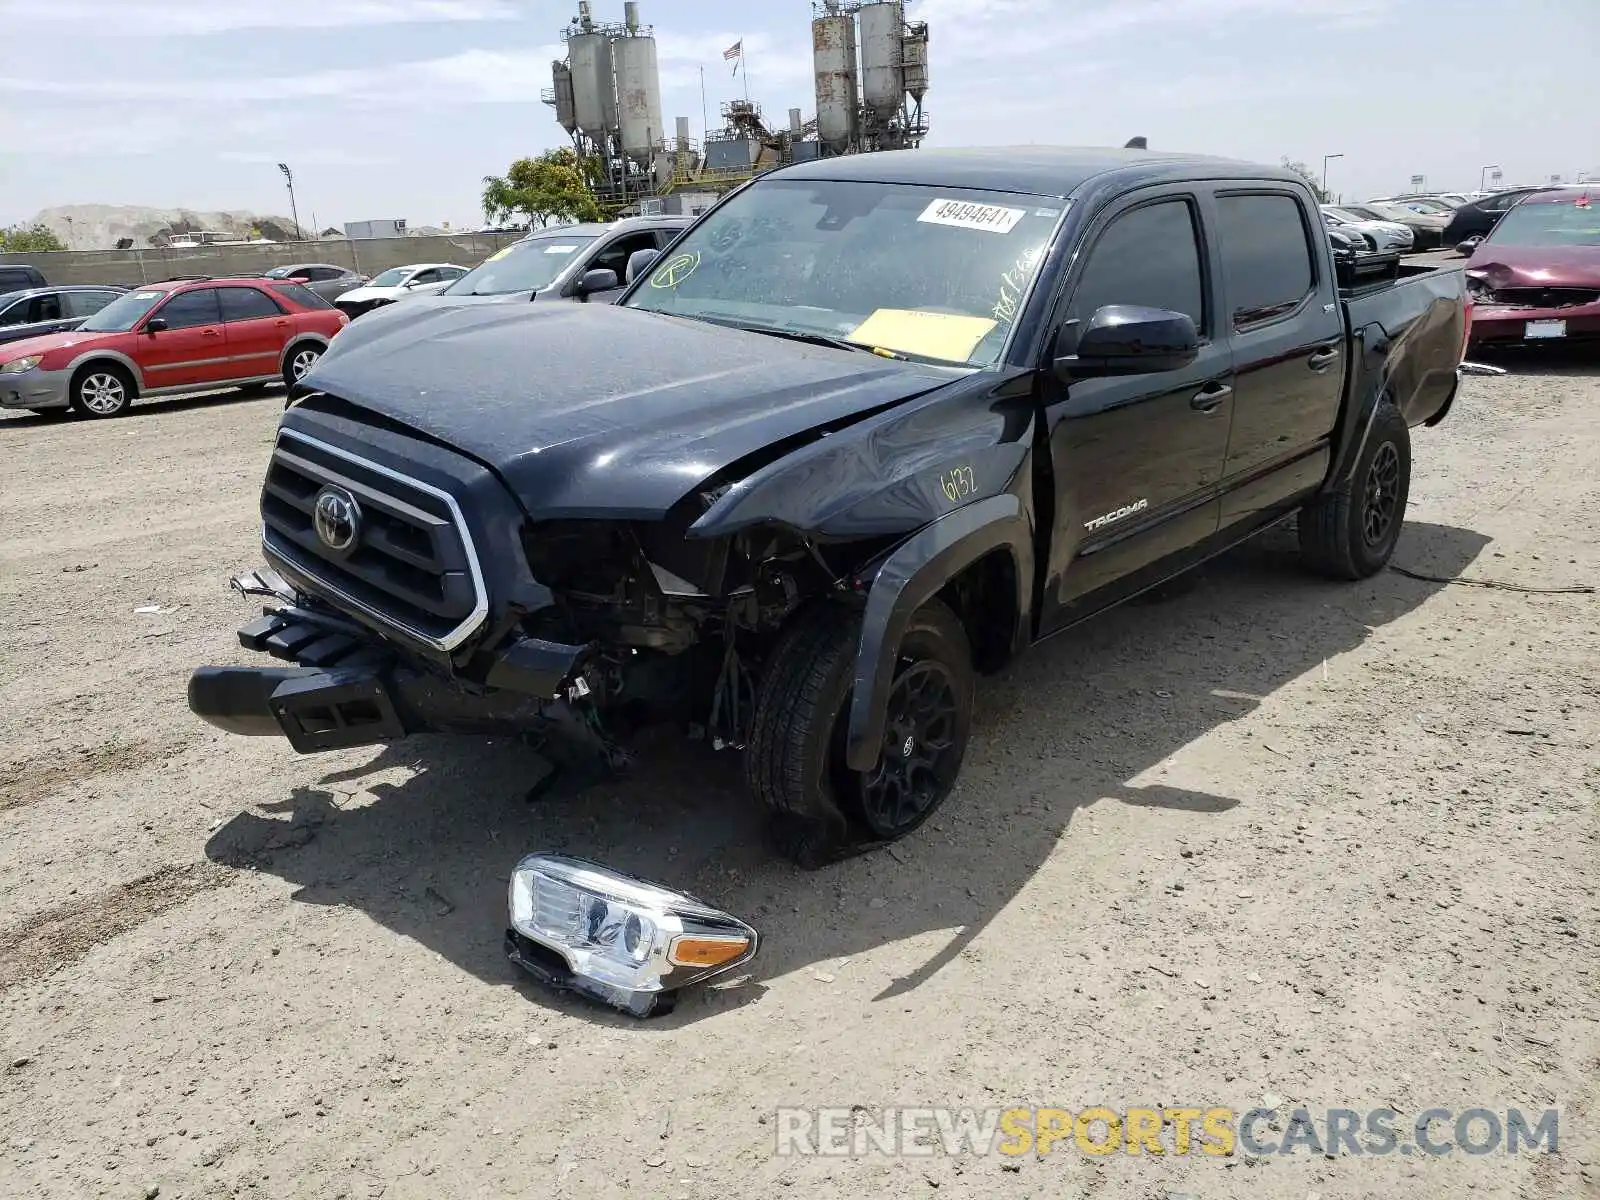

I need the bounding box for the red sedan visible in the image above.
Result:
[1466,189,1600,350]
[0,275,349,418]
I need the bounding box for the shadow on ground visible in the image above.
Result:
[206,519,1490,1024]
[1472,343,1600,378]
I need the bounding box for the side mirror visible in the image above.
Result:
[1455,236,1482,256]
[1053,304,1199,381]
[144,317,169,334]
[624,248,661,284]
[576,268,619,298]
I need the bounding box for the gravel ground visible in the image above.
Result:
[0,360,1596,1200]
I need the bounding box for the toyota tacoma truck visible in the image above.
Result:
[188,147,1470,867]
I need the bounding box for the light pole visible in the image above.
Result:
[277,163,303,242]
[1480,164,1499,192]
[1321,152,1343,197]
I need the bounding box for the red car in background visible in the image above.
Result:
[1466,189,1600,351]
[0,276,349,419]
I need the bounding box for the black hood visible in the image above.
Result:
[300,300,955,520]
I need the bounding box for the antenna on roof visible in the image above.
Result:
[1124,136,1148,150]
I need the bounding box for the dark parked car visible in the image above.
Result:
[429,215,693,307]
[1442,186,1583,249]
[188,147,1469,870]
[0,264,48,297]
[0,285,127,345]
[261,263,368,303]
[1465,189,1600,349]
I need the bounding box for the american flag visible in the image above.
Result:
[723,39,742,61]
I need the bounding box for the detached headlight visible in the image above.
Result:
[506,853,758,1017]
[0,356,42,374]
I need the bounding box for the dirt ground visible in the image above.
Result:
[1,358,1596,1200]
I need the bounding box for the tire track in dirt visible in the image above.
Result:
[0,862,235,992]
[0,740,185,812]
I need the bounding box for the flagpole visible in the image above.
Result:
[700,65,709,143]
[742,37,750,105]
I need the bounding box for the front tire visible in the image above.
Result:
[1299,399,1411,579]
[69,364,135,418]
[746,599,974,867]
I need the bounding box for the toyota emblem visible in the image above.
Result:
[312,485,362,554]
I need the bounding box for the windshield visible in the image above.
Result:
[77,289,166,332]
[621,179,1062,367]
[443,236,598,296]
[1486,199,1600,247]
[263,266,298,279]
[369,267,413,287]
[1325,208,1366,224]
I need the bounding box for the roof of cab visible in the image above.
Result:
[768,145,1301,199]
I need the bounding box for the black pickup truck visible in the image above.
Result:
[189,147,1469,867]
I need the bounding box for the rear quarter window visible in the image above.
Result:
[271,282,335,309]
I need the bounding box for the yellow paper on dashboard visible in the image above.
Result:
[847,308,997,364]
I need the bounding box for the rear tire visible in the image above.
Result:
[746,599,974,867]
[1299,399,1411,580]
[68,363,135,418]
[283,343,324,388]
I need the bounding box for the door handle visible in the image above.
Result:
[1190,383,1232,412]
[200,329,220,338]
[1307,346,1340,371]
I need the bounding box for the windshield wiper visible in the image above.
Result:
[706,319,911,361]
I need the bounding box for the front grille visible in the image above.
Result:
[1486,287,1600,309]
[260,428,487,651]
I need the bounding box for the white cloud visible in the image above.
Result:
[0,0,517,36]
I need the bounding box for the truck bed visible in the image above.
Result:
[1341,258,1468,429]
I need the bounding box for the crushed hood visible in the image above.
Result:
[296,299,956,520]
[1466,243,1600,289]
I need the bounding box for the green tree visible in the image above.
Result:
[1281,158,1331,204]
[481,149,603,228]
[0,223,67,252]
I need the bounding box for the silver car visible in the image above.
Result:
[0,285,128,346]
[427,215,694,307]
[1321,206,1415,252]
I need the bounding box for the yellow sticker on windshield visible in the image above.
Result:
[485,246,513,262]
[846,309,998,364]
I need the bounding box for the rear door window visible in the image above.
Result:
[219,286,286,321]
[1215,194,1316,329]
[270,282,335,309]
[66,290,121,318]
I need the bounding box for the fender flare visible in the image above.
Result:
[64,347,147,393]
[279,333,331,378]
[845,492,1033,773]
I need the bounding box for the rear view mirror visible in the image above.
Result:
[625,248,661,283]
[577,268,619,298]
[1054,305,1199,380]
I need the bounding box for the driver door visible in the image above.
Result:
[1035,189,1234,634]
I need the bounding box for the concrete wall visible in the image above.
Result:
[0,232,525,288]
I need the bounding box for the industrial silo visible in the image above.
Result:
[812,3,859,152]
[612,3,664,168]
[902,22,929,103]
[567,4,617,142]
[858,1,905,123]
[550,61,578,134]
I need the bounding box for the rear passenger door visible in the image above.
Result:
[218,285,292,379]
[1209,189,1344,530]
[1038,188,1234,629]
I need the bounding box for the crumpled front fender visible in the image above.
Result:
[845,491,1034,773]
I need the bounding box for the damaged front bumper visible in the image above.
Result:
[187,568,600,756]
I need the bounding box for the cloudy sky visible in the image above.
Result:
[1,0,1595,230]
